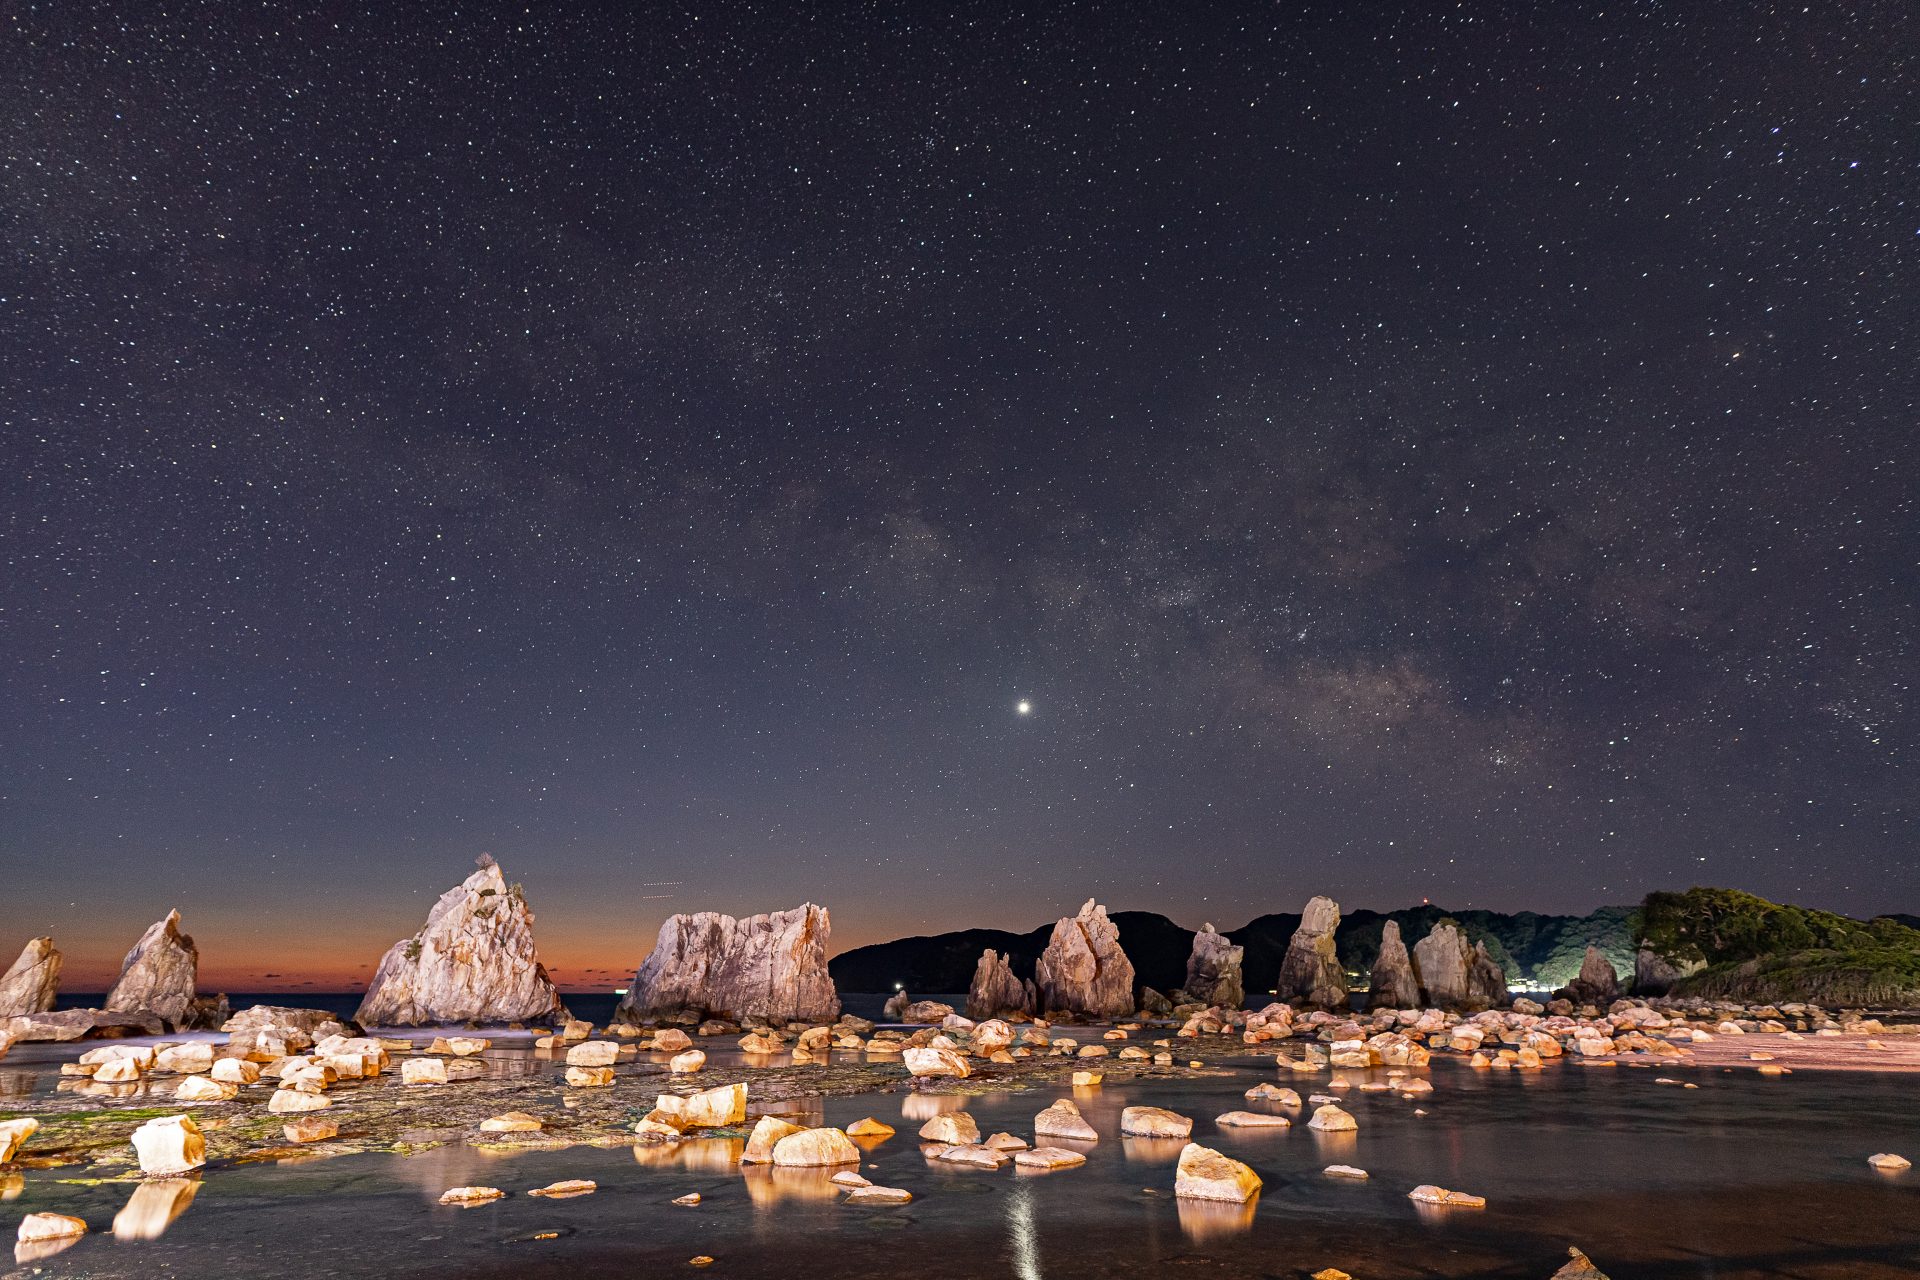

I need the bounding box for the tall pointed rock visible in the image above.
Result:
[0,937,62,1017]
[615,903,839,1025]
[105,912,199,1027]
[1183,924,1245,1008]
[1367,920,1420,1009]
[1275,896,1348,1008]
[966,948,1034,1019]
[1033,899,1135,1018]
[354,856,569,1026]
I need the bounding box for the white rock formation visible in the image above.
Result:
[104,912,200,1027]
[354,856,569,1026]
[614,903,839,1024]
[0,938,61,1017]
[1034,899,1136,1018]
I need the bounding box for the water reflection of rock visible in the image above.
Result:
[0,1071,33,1099]
[740,1163,841,1207]
[396,1144,526,1204]
[113,1176,201,1239]
[1309,1128,1358,1163]
[1119,1136,1190,1166]
[631,1138,742,1172]
[1177,1193,1259,1243]
[900,1092,967,1121]
[754,1097,823,1128]
[0,1172,21,1202]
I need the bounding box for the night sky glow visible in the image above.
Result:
[2,3,1912,992]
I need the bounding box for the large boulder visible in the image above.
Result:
[0,937,61,1017]
[965,949,1034,1020]
[104,911,201,1028]
[354,855,570,1026]
[1034,899,1136,1019]
[222,1006,353,1039]
[1367,920,1420,1009]
[614,903,839,1025]
[1275,896,1348,1009]
[1182,924,1244,1009]
[1555,946,1620,1006]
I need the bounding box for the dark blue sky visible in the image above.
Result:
[2,1,1912,989]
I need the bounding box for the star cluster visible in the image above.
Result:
[1,2,1911,989]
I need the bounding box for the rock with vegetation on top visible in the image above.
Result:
[615,903,840,1025]
[1183,924,1245,1008]
[1034,899,1137,1018]
[0,937,61,1017]
[1367,920,1421,1009]
[104,911,203,1028]
[354,855,570,1027]
[965,948,1035,1019]
[1276,896,1349,1008]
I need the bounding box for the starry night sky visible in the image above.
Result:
[2,2,1912,992]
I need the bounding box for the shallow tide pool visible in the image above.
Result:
[6,1051,1919,1278]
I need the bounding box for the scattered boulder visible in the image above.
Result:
[1034,1098,1099,1142]
[903,1046,970,1078]
[844,1184,913,1204]
[615,903,840,1025]
[0,1118,38,1162]
[847,1117,895,1138]
[438,1186,504,1205]
[0,937,61,1017]
[1121,1106,1193,1138]
[104,911,203,1028]
[528,1179,597,1198]
[771,1127,862,1166]
[1034,899,1137,1018]
[16,1213,88,1244]
[654,1082,746,1129]
[480,1112,543,1133]
[1183,924,1245,1009]
[354,856,570,1027]
[1015,1146,1088,1169]
[900,1000,955,1024]
[966,948,1035,1019]
[1367,921,1421,1009]
[1308,1104,1357,1132]
[174,1076,237,1102]
[1868,1153,1911,1171]
[1215,1111,1290,1128]
[917,1112,980,1144]
[130,1115,205,1176]
[741,1115,807,1163]
[1408,1183,1486,1207]
[1173,1143,1262,1203]
[1276,897,1348,1008]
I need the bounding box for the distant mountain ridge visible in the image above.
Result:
[829,902,1642,996]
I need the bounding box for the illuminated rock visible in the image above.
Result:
[1174,1143,1262,1203]
[354,856,570,1027]
[615,903,839,1025]
[0,938,60,1017]
[1183,924,1245,1008]
[965,949,1034,1019]
[130,1115,206,1176]
[1276,897,1347,1009]
[1121,1106,1193,1138]
[1367,921,1421,1010]
[771,1127,861,1166]
[1034,899,1136,1018]
[0,1118,38,1162]
[105,911,203,1029]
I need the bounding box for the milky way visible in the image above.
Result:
[1,2,1911,988]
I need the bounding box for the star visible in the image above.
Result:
[1016,700,1033,716]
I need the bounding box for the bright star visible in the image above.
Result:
[1016,700,1032,716]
